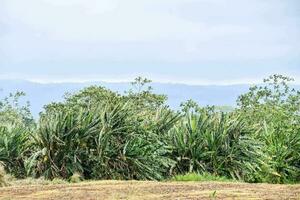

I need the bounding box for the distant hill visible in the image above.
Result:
[1,80,299,118]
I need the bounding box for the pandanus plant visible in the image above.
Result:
[0,125,31,178]
[257,121,300,183]
[27,108,99,179]
[28,100,178,180]
[167,109,263,181]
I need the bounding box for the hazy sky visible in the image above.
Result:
[1,0,300,84]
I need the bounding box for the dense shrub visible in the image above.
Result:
[237,75,300,183]
[0,126,31,178]
[27,79,179,180]
[166,109,263,181]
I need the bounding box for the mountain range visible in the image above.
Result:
[1,80,299,118]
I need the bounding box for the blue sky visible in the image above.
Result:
[1,0,300,84]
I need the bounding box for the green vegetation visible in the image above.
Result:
[69,172,84,183]
[172,172,231,182]
[0,75,300,184]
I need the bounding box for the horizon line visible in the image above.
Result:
[1,77,300,86]
[0,77,263,86]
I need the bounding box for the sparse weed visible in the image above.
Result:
[69,172,83,183]
[172,172,233,182]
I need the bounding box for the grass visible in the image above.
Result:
[172,172,235,182]
[1,172,232,187]
[6,177,68,186]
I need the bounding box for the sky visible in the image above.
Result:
[0,0,300,85]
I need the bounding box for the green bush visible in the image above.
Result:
[0,126,31,178]
[167,109,263,181]
[27,83,179,180]
[237,75,300,183]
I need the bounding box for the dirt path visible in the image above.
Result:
[0,180,299,200]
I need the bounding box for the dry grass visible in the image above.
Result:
[0,165,7,187]
[0,180,299,200]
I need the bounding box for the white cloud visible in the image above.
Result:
[0,0,299,83]
[1,0,262,43]
[2,0,298,55]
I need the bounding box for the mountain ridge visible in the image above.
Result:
[1,79,300,118]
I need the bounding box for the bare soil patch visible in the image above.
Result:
[0,180,299,200]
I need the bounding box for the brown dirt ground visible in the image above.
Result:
[0,180,299,200]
